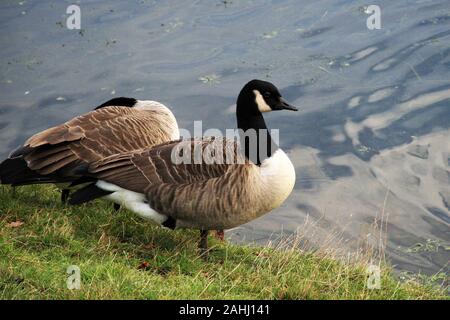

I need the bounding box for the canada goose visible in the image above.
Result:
[68,80,298,255]
[0,97,179,203]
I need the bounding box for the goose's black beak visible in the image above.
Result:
[276,98,298,111]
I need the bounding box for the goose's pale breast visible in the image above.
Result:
[259,149,296,210]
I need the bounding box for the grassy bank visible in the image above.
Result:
[0,185,447,299]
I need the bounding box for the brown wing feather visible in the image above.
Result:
[87,137,244,188]
[21,106,176,177]
[26,125,85,147]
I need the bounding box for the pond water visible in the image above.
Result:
[0,0,449,277]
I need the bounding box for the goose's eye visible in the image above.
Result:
[263,92,271,98]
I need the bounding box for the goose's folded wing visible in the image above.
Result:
[13,106,175,176]
[83,137,247,192]
[146,161,260,227]
[79,138,259,227]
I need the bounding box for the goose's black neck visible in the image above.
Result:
[236,90,278,166]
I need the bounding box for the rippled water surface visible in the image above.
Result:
[0,0,449,276]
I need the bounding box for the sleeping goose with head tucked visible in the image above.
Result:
[0,97,179,203]
[68,80,298,255]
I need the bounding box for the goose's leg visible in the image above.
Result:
[199,230,209,259]
[61,189,70,203]
[214,229,225,241]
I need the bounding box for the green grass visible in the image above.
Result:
[0,185,447,300]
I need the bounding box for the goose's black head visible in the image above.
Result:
[235,80,298,165]
[236,79,298,116]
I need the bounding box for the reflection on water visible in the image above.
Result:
[0,0,449,276]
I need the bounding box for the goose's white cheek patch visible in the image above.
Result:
[253,90,272,112]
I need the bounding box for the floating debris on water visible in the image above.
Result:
[358,5,370,14]
[106,39,117,46]
[327,57,351,69]
[263,31,278,39]
[355,145,371,154]
[199,74,220,85]
[218,0,233,8]
[164,20,183,33]
[405,239,449,253]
